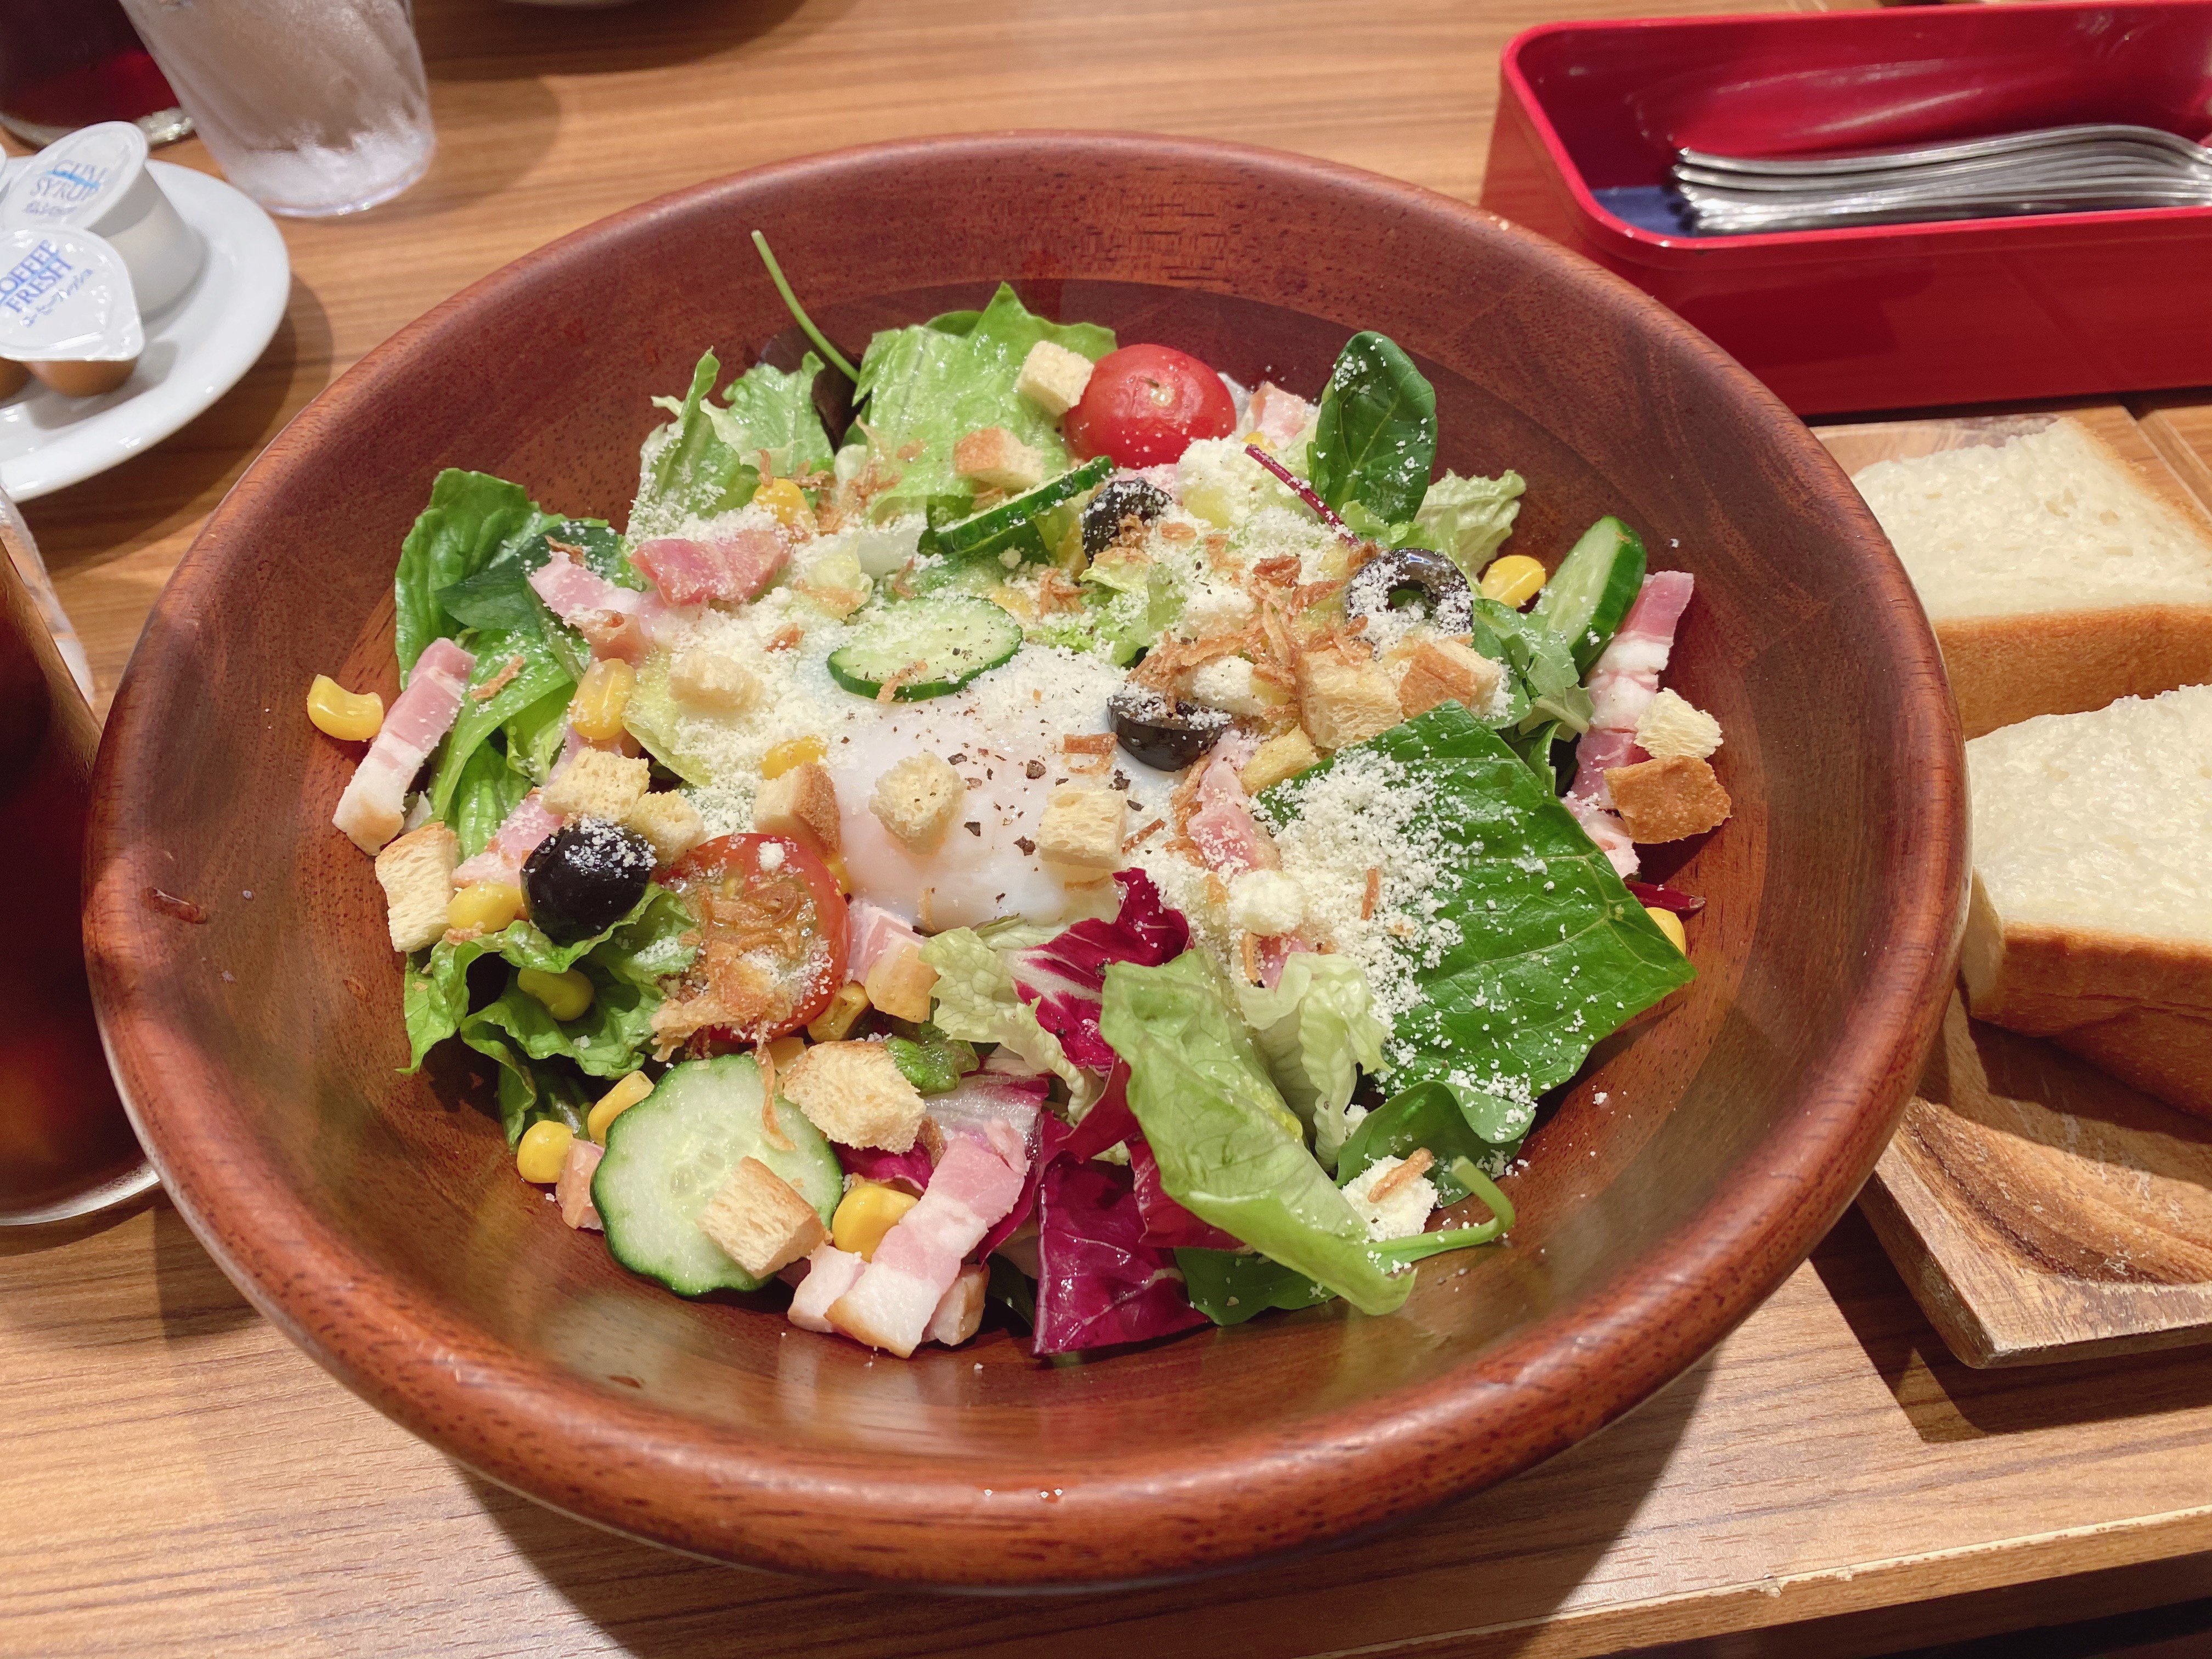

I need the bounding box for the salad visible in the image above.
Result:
[312,244,1731,1359]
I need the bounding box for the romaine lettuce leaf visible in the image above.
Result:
[424,626,571,822]
[461,963,660,1084]
[393,470,561,676]
[917,927,1084,1092]
[1234,952,1386,1171]
[1031,1159,1209,1356]
[1256,702,1694,1122]
[1097,951,1410,1317]
[851,284,1113,521]
[446,737,530,862]
[1414,470,1525,580]
[707,352,834,481]
[632,352,761,538]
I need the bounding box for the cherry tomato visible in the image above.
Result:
[660,833,848,1044]
[1064,344,1237,469]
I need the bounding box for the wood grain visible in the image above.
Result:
[12,1197,2212,1659]
[5,0,2210,1643]
[1862,991,2212,1368]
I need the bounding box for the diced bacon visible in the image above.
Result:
[631,528,789,608]
[927,1074,1046,1152]
[1187,753,1278,876]
[1564,572,1695,877]
[926,1263,988,1347]
[451,789,561,887]
[557,1139,603,1231]
[788,1243,866,1333]
[1246,382,1315,446]
[847,900,927,984]
[332,637,475,854]
[529,550,644,625]
[827,1136,1026,1357]
[1250,932,1313,991]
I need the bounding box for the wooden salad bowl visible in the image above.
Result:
[83,134,1966,1586]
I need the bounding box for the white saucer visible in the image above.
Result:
[0,160,290,503]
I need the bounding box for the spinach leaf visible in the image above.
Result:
[885,1029,979,1094]
[1338,1078,1531,1203]
[708,352,835,480]
[393,470,561,676]
[436,518,634,635]
[1098,951,1410,1317]
[1256,703,1693,1111]
[852,283,1114,522]
[1307,331,1438,529]
[1173,1248,1335,1327]
[633,352,761,537]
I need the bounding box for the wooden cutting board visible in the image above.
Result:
[1818,408,2212,1368]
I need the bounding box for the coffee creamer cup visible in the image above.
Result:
[1,122,202,317]
[0,228,143,398]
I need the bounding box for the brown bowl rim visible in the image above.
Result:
[86,131,1965,1587]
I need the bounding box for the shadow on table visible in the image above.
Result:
[462,1353,1713,1659]
[1816,1209,2212,1446]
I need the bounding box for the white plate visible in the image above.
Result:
[0,160,290,502]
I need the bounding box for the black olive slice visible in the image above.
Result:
[1344,545,1473,635]
[1080,477,1174,556]
[1108,685,1233,772]
[522,818,656,944]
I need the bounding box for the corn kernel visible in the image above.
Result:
[568,658,635,743]
[1644,905,1688,953]
[1480,554,1548,610]
[447,881,523,935]
[517,1120,574,1184]
[761,735,827,780]
[587,1070,654,1142]
[754,476,814,532]
[518,966,595,1022]
[832,1181,919,1261]
[822,849,851,893]
[766,1034,806,1075]
[1242,431,1274,451]
[306,674,383,742]
[806,981,870,1042]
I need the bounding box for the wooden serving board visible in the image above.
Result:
[1819,408,2212,1367]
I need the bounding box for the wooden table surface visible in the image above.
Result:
[12,2,2212,1655]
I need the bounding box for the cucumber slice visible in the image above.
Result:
[592,1054,841,1296]
[1530,516,1647,674]
[934,456,1112,561]
[827,595,1023,701]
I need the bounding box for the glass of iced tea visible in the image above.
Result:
[0,506,153,1224]
[0,0,189,148]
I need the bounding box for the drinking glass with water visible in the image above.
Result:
[117,0,435,218]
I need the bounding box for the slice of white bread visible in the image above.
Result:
[1853,417,2212,740]
[1960,684,2212,1118]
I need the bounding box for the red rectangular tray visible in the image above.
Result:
[1481,3,2212,416]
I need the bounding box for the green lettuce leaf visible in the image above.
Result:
[424,627,571,822]
[1463,592,1586,733]
[1338,1078,1531,1204]
[1234,953,1385,1172]
[1098,951,1409,1316]
[884,1028,980,1094]
[1172,1248,1335,1327]
[917,927,1085,1091]
[447,737,531,862]
[393,470,561,676]
[462,964,659,1084]
[1307,331,1438,529]
[707,352,834,481]
[852,284,1114,522]
[1256,703,1693,1122]
[633,352,761,537]
[1413,470,1526,580]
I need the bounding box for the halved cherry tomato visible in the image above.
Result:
[1064,344,1237,469]
[660,833,849,1043]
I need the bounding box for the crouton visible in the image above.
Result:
[374,821,459,952]
[952,427,1043,493]
[669,647,758,714]
[1240,726,1320,795]
[1604,755,1733,844]
[753,759,841,854]
[781,1040,927,1153]
[543,749,650,823]
[1635,688,1723,760]
[864,942,938,1023]
[870,753,964,852]
[1014,341,1094,417]
[698,1156,827,1278]
[1037,787,1127,877]
[927,1262,989,1347]
[624,791,706,865]
[1297,654,1403,750]
[1395,637,1504,719]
